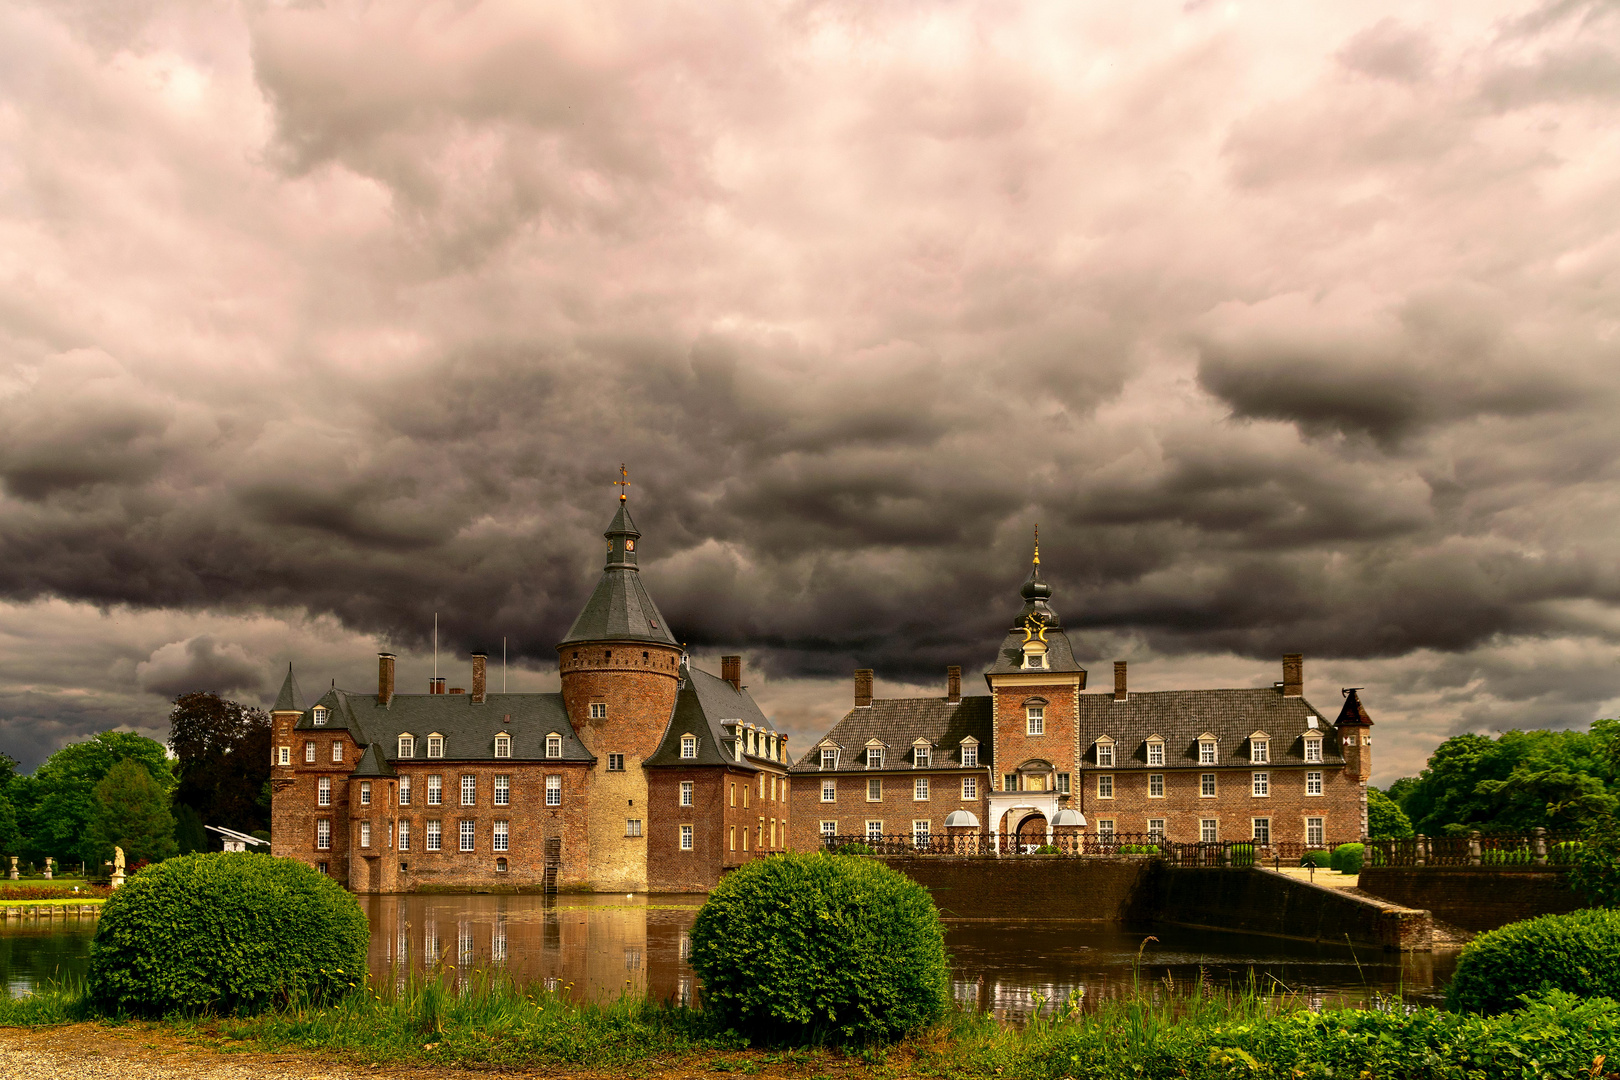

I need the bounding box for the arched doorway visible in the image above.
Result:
[1015,812,1049,852]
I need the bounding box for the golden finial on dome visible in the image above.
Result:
[615,463,630,502]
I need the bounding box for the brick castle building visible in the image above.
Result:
[787,540,1372,853]
[269,492,791,893]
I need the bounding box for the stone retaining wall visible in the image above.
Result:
[1153,867,1431,951]
[1356,867,1583,933]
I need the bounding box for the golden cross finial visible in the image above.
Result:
[615,463,630,502]
[1033,524,1040,566]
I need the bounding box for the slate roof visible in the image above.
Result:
[788,696,994,773]
[984,628,1088,677]
[294,688,596,763]
[349,742,397,778]
[645,664,779,769]
[1077,688,1345,769]
[273,664,305,713]
[560,501,678,646]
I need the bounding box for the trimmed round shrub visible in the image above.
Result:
[689,851,948,1043]
[1448,909,1620,1014]
[1302,849,1333,868]
[88,852,368,1016]
[1330,842,1365,875]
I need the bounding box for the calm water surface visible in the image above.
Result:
[0,895,1457,1017]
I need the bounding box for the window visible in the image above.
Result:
[398,820,411,851]
[427,775,442,805]
[332,741,343,763]
[680,781,694,807]
[360,822,372,848]
[426,820,442,851]
[1147,818,1165,841]
[915,745,931,767]
[461,775,476,806]
[962,776,978,800]
[1306,817,1324,847]
[398,735,414,758]
[1056,772,1071,795]
[743,785,749,808]
[741,826,748,851]
[730,825,737,850]
[1252,818,1271,845]
[494,775,510,806]
[821,779,836,802]
[680,824,694,851]
[1200,819,1218,843]
[1149,774,1164,798]
[912,820,931,849]
[400,776,411,805]
[317,819,331,849]
[1097,819,1116,841]
[590,703,607,719]
[277,746,290,766]
[1024,651,1045,669]
[1305,737,1323,763]
[625,818,643,836]
[1027,706,1045,735]
[360,781,372,806]
[545,734,562,758]
[545,775,562,807]
[460,820,475,852]
[1252,772,1270,797]
[820,748,837,769]
[729,782,736,807]
[493,820,509,852]
[305,740,316,763]
[820,820,837,840]
[494,735,511,759]
[1147,740,1164,766]
[1201,773,1216,797]
[914,777,930,801]
[867,746,884,768]
[867,777,882,801]
[1199,739,1216,765]
[607,753,625,771]
[427,736,444,758]
[866,820,884,842]
[1003,773,1017,792]
[1306,771,1323,796]
[1251,737,1269,765]
[681,735,698,759]
[1096,741,1114,767]
[496,857,508,873]
[317,776,331,806]
[312,706,328,726]
[961,743,978,768]
[1097,774,1114,798]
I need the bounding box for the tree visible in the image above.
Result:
[1368,787,1414,839]
[168,693,271,838]
[0,791,21,860]
[90,759,177,866]
[17,732,172,867]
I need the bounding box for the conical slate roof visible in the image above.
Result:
[1334,688,1373,727]
[272,664,305,713]
[559,499,678,646]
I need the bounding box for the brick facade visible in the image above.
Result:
[790,769,986,849]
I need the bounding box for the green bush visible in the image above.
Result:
[1117,844,1160,855]
[688,851,948,1043]
[1302,849,1332,868]
[1228,843,1254,867]
[1032,844,1060,854]
[88,852,368,1016]
[832,842,871,856]
[1447,908,1620,1014]
[1330,843,1364,874]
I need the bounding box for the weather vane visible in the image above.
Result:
[1033,523,1040,567]
[615,463,630,502]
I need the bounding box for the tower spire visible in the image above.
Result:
[1033,524,1040,567]
[615,463,630,503]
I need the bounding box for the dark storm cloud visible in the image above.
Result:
[136,634,263,699]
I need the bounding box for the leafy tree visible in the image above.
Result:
[1368,787,1414,839]
[0,791,21,860]
[172,803,207,854]
[91,758,178,866]
[168,692,271,837]
[16,732,172,867]
[0,752,17,789]
[1570,814,1620,908]
[1384,775,1419,810]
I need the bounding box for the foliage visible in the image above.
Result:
[0,753,17,789]
[7,732,173,866]
[91,759,178,866]
[1569,812,1620,907]
[173,803,208,855]
[1117,844,1160,854]
[1367,787,1413,839]
[832,842,872,856]
[0,883,111,900]
[88,852,368,1016]
[1031,844,1060,854]
[1447,908,1620,1014]
[1393,723,1620,836]
[168,692,272,838]
[0,790,21,860]
[1330,843,1364,875]
[1301,849,1333,868]
[688,850,949,1043]
[1229,843,1254,867]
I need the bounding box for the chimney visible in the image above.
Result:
[1282,653,1304,698]
[854,668,874,708]
[1114,660,1128,702]
[377,652,395,706]
[946,665,961,705]
[721,655,742,691]
[471,652,487,704]
[430,677,445,695]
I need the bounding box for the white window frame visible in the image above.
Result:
[680,780,695,807]
[680,824,694,851]
[304,740,316,764]
[317,776,331,806]
[867,777,882,801]
[1200,819,1218,843]
[316,819,331,849]
[1251,737,1270,765]
[494,734,511,759]
[914,745,931,768]
[1097,774,1114,799]
[398,735,415,758]
[460,820,475,852]
[493,820,509,852]
[867,746,884,769]
[912,820,931,849]
[461,775,476,806]
[1199,739,1216,765]
[626,819,643,837]
[426,820,442,851]
[331,742,343,763]
[821,779,836,802]
[1096,819,1116,841]
[1147,818,1165,841]
[398,819,411,851]
[360,781,371,806]
[590,702,607,719]
[426,735,444,759]
[1306,816,1325,847]
[1149,773,1164,798]
[1026,706,1045,736]
[866,820,884,842]
[1252,818,1271,845]
[1096,740,1114,767]
[1201,773,1217,797]
[1056,772,1070,795]
[427,774,442,806]
[494,774,510,806]
[681,735,698,759]
[360,821,372,848]
[1306,771,1323,796]
[545,734,562,759]
[545,774,562,807]
[312,706,328,727]
[914,776,929,801]
[821,747,838,769]
[961,742,978,768]
[399,775,412,806]
[277,746,290,766]
[1252,771,1270,797]
[1305,737,1323,764]
[607,753,625,771]
[1147,740,1164,767]
[820,820,837,839]
[962,776,978,800]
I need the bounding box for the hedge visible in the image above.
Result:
[688,851,948,1043]
[88,852,368,1016]
[1330,843,1364,875]
[1447,908,1620,1014]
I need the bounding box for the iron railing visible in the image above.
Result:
[1363,830,1581,868]
[820,834,1340,864]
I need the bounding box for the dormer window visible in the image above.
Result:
[1198,735,1217,765]
[914,743,931,768]
[820,747,838,770]
[494,734,511,759]
[681,734,698,759]
[1250,733,1270,765]
[398,734,415,758]
[867,746,884,769]
[1304,734,1323,763]
[1146,737,1164,767]
[427,734,444,759]
[960,739,978,769]
[312,706,328,727]
[545,733,562,759]
[1095,738,1115,768]
[1023,652,1046,669]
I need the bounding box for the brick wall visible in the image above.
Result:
[1356,867,1583,932]
[647,765,791,891]
[1154,866,1432,951]
[875,854,1157,921]
[1077,765,1363,846]
[789,769,987,848]
[270,729,359,883]
[994,681,1080,783]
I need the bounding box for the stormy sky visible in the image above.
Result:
[2,0,1619,783]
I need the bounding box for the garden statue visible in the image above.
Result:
[111,846,126,889]
[7,856,15,880]
[42,856,52,879]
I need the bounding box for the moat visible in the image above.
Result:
[0,894,1457,1017]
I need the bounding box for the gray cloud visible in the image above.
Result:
[135,634,264,700]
